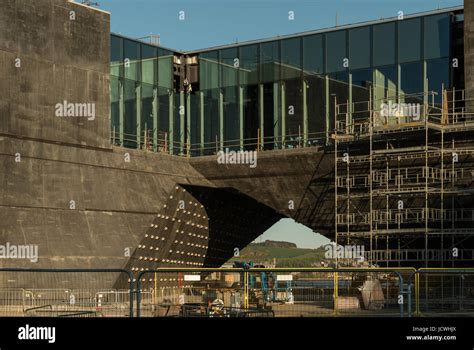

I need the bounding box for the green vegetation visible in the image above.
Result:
[227,240,327,267]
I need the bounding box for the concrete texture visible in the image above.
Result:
[189,147,335,236]
[0,0,110,149]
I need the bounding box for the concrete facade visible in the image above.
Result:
[0,0,110,149]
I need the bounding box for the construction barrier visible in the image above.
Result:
[0,269,134,317]
[135,268,410,318]
[410,269,474,317]
[1,267,473,317]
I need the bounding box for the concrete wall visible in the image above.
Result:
[190,147,335,236]
[0,0,110,149]
[0,137,213,269]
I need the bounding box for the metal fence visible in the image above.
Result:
[1,268,473,317]
[411,269,474,317]
[0,269,133,317]
[135,268,409,318]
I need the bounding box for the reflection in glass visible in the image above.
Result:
[424,14,450,60]
[398,18,421,63]
[373,65,397,102]
[281,38,302,80]
[124,39,140,81]
[427,58,449,104]
[349,27,371,70]
[373,23,395,66]
[326,30,346,73]
[124,79,137,148]
[400,62,423,104]
[240,45,259,85]
[303,35,324,75]
[260,41,280,83]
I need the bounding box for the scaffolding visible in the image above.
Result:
[333,88,474,268]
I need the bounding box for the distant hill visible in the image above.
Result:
[251,240,297,248]
[227,240,326,267]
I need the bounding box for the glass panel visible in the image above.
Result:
[263,83,276,150]
[284,79,302,147]
[351,68,372,88]
[424,14,450,59]
[303,34,324,75]
[306,75,326,141]
[141,44,158,85]
[400,62,423,101]
[427,58,449,104]
[220,48,239,148]
[124,79,137,148]
[326,30,346,73]
[158,86,170,145]
[200,51,220,90]
[281,38,301,80]
[124,39,140,81]
[351,71,371,123]
[203,88,219,155]
[398,18,421,63]
[349,27,371,70]
[260,41,280,83]
[158,48,174,89]
[223,86,239,149]
[328,71,349,83]
[220,48,238,88]
[173,93,181,155]
[452,13,464,90]
[329,77,349,131]
[111,35,123,77]
[240,44,259,85]
[243,85,258,150]
[110,75,120,144]
[373,65,397,102]
[373,23,395,66]
[190,93,200,156]
[141,82,154,145]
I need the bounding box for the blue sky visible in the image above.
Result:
[97,0,462,248]
[99,0,462,52]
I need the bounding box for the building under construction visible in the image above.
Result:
[333,89,474,267]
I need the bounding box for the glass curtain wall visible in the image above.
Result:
[199,50,220,155]
[109,35,175,152]
[240,44,259,150]
[259,41,279,149]
[220,48,239,150]
[110,10,456,155]
[304,34,326,145]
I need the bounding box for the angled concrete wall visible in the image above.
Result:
[0,137,214,269]
[189,147,335,236]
